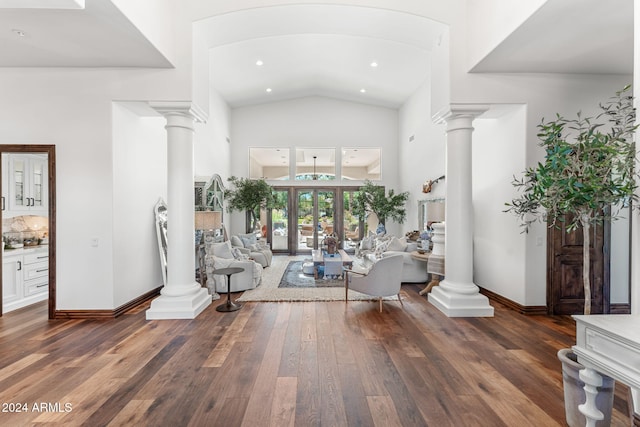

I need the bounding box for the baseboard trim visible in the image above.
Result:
[479,287,547,315]
[54,286,162,319]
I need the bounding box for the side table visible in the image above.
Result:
[212,267,245,312]
[410,251,441,295]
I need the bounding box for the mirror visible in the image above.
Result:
[249,148,290,180]
[203,174,225,212]
[295,148,336,180]
[341,148,381,180]
[154,198,168,286]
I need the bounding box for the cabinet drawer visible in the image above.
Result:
[24,252,48,265]
[23,260,48,280]
[24,278,48,296]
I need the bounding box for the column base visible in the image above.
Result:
[146,287,212,320]
[428,285,494,317]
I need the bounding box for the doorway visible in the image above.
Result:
[263,186,364,254]
[546,214,609,315]
[0,145,56,319]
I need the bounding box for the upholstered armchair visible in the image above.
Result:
[344,254,404,312]
[205,239,262,293]
[230,233,273,267]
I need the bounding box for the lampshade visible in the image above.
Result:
[426,202,445,222]
[194,210,222,230]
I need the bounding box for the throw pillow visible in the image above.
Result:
[387,236,408,252]
[212,241,234,259]
[239,233,258,248]
[230,235,243,248]
[375,239,390,253]
[231,247,248,260]
[360,236,374,250]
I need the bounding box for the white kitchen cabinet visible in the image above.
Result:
[2,253,22,305]
[7,154,47,214]
[2,247,48,313]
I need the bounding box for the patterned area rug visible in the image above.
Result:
[278,261,344,288]
[236,255,399,303]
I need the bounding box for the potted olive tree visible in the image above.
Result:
[224,176,278,233]
[353,180,410,234]
[506,86,638,427]
[506,85,638,315]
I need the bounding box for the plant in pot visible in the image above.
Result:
[506,86,639,426]
[352,180,410,234]
[224,176,279,233]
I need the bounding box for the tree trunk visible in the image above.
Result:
[581,215,591,315]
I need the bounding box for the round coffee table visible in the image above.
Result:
[212,267,245,312]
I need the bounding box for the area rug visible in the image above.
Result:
[278,261,344,288]
[236,255,399,303]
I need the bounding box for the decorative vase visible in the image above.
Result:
[376,223,386,235]
[557,348,614,427]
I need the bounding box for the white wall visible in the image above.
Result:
[0,64,193,310]
[399,80,447,232]
[230,96,400,236]
[472,106,527,304]
[466,0,547,71]
[194,88,232,180]
[112,103,167,307]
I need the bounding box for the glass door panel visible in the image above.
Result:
[297,190,315,251]
[270,190,289,251]
[317,190,335,246]
[342,190,363,250]
[12,158,25,208]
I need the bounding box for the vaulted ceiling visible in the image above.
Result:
[0,0,633,108]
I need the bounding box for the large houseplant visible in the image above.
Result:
[507,86,638,426]
[506,86,638,315]
[353,180,410,232]
[224,176,278,233]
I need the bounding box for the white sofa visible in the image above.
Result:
[205,240,263,293]
[360,234,428,283]
[230,233,273,267]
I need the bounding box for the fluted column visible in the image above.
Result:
[146,102,212,320]
[428,105,494,317]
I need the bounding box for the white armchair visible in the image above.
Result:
[344,254,404,312]
[230,233,273,267]
[204,240,262,293]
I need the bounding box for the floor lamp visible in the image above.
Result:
[195,210,222,300]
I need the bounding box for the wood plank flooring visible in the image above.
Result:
[0,282,633,426]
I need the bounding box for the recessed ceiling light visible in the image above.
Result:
[11,29,26,37]
[266,88,272,93]
[370,62,378,68]
[360,88,366,93]
[256,60,264,66]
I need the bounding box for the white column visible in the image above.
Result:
[428,105,494,317]
[146,102,212,320]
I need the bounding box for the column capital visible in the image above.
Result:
[432,104,489,125]
[148,101,208,124]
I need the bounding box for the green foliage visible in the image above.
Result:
[506,85,639,233]
[224,177,280,231]
[352,180,410,225]
[506,86,639,315]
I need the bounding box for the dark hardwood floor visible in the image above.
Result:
[0,284,632,426]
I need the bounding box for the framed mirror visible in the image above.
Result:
[154,198,168,286]
[249,148,290,180]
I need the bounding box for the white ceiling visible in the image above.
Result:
[0,0,633,105]
[0,0,171,67]
[472,0,633,74]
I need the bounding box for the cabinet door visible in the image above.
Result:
[1,154,7,212]
[30,157,47,210]
[2,258,22,303]
[9,156,28,211]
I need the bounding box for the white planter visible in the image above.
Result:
[557,348,615,427]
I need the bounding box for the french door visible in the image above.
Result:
[264,186,364,255]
